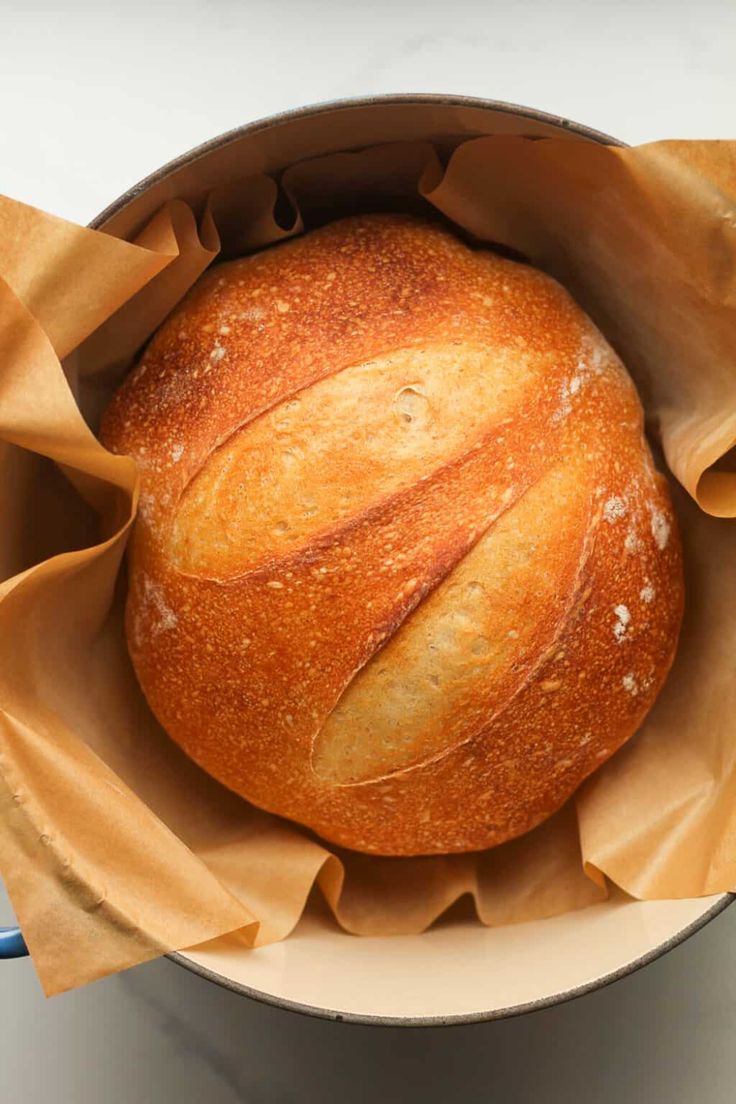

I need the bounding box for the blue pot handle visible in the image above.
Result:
[0,926,28,958]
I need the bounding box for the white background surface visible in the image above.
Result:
[2,1,736,1100]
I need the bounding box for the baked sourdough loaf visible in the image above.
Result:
[101,214,683,856]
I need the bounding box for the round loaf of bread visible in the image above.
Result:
[101,214,683,856]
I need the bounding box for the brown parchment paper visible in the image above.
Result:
[1,137,736,996]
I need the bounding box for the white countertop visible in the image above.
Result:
[2,1,736,1100]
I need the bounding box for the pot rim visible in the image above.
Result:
[90,92,621,231]
[169,893,732,1028]
[89,92,732,1027]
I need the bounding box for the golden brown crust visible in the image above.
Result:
[100,214,684,855]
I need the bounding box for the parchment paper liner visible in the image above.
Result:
[1,137,735,995]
